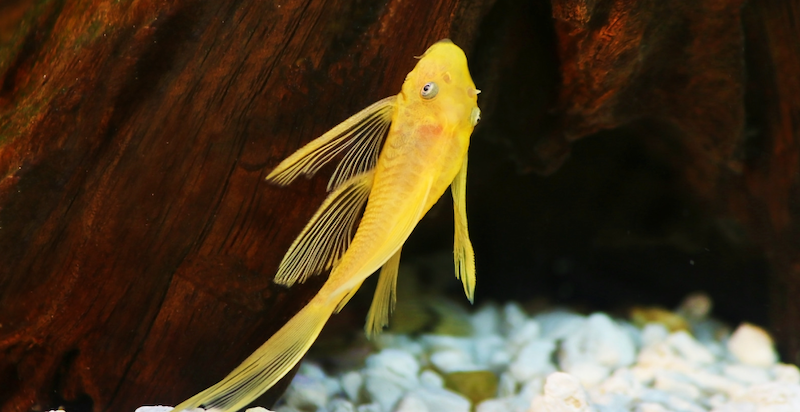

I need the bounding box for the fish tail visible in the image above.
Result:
[171,294,339,412]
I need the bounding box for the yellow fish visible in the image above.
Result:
[172,39,481,412]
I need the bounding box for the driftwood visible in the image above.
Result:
[0,0,798,411]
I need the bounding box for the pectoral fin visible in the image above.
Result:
[266,96,395,191]
[274,171,374,287]
[451,155,476,303]
[365,247,402,339]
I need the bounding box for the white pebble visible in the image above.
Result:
[340,371,363,402]
[563,362,609,389]
[373,334,425,356]
[245,408,275,412]
[394,394,430,412]
[708,393,730,409]
[472,303,502,336]
[421,335,474,353]
[664,395,706,412]
[640,323,670,348]
[771,364,800,384]
[712,381,800,411]
[637,387,672,405]
[667,331,716,365]
[559,314,636,387]
[498,371,519,397]
[356,403,382,412]
[504,302,530,333]
[298,362,327,379]
[529,372,592,412]
[363,350,421,412]
[589,391,632,411]
[430,349,479,373]
[635,403,668,412]
[136,407,177,412]
[283,376,329,410]
[686,369,746,398]
[477,398,521,412]
[327,399,356,412]
[489,350,514,371]
[536,311,586,340]
[508,321,543,353]
[635,342,696,378]
[593,368,642,397]
[419,369,445,388]
[727,323,778,367]
[653,371,702,400]
[724,364,771,385]
[510,340,556,382]
[363,374,406,412]
[415,386,471,412]
[518,377,545,403]
[474,333,511,369]
[365,349,420,382]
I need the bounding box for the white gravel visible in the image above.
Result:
[138,294,799,412]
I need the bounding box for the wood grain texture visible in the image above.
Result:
[0,0,493,410]
[539,0,800,362]
[739,0,800,364]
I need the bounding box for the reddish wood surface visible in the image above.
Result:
[1,0,800,411]
[0,0,491,411]
[538,0,800,362]
[737,0,800,364]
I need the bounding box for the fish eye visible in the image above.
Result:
[420,82,438,99]
[470,107,481,126]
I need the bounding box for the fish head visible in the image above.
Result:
[401,39,481,146]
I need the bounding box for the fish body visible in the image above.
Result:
[172,39,480,412]
[326,54,477,297]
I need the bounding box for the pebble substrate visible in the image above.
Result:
[139,295,800,412]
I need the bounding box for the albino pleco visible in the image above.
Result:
[171,39,481,412]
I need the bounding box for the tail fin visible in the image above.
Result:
[171,298,337,412]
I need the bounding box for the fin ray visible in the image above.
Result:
[365,247,402,339]
[275,171,375,287]
[266,97,395,190]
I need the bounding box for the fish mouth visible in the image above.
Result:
[436,38,453,45]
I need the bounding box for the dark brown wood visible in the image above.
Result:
[0,1,492,411]
[534,0,800,362]
[552,0,746,187]
[738,0,800,364]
